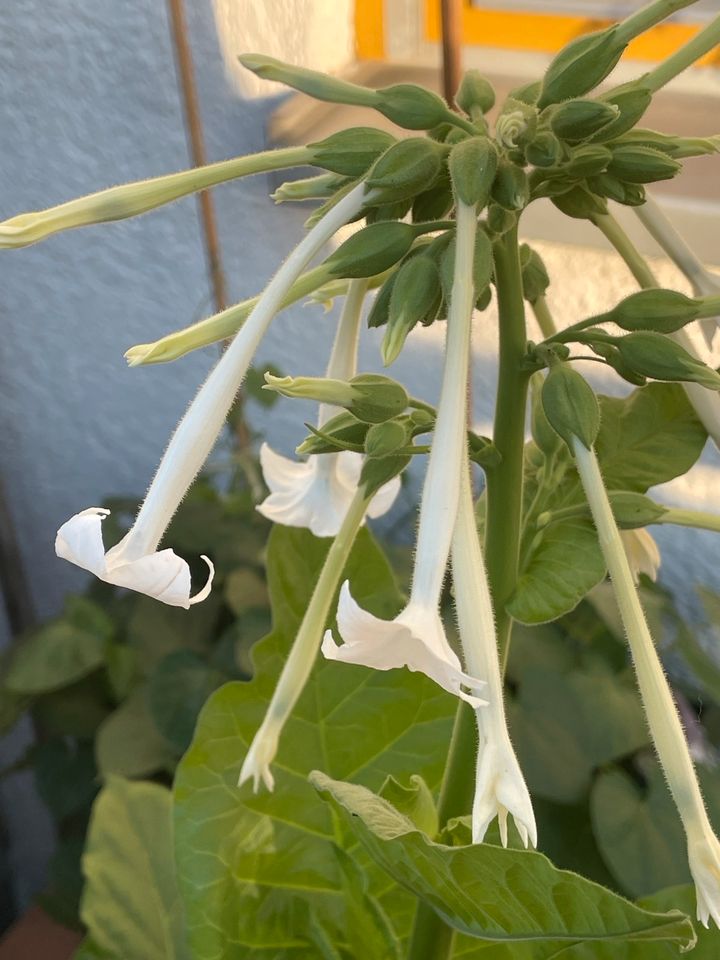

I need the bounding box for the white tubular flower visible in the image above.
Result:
[452,459,536,848]
[239,487,369,791]
[635,196,719,347]
[620,527,661,583]
[322,200,486,707]
[56,183,368,607]
[573,436,720,929]
[258,278,400,537]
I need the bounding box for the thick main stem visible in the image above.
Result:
[485,225,531,671]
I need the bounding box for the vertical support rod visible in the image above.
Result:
[440,0,463,103]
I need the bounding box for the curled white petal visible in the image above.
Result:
[238,725,278,792]
[321,582,486,707]
[620,528,661,583]
[55,508,213,609]
[688,824,720,928]
[257,443,399,538]
[472,734,537,848]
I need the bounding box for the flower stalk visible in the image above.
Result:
[239,486,370,791]
[573,437,720,928]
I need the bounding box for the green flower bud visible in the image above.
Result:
[588,339,647,386]
[591,81,652,142]
[383,256,440,364]
[411,169,454,223]
[364,420,410,458]
[265,372,410,423]
[366,271,398,329]
[308,127,397,176]
[599,288,702,333]
[376,84,451,130]
[530,372,563,455]
[360,451,411,498]
[510,80,541,106]
[365,138,445,203]
[607,145,681,184]
[615,332,720,389]
[365,198,414,225]
[586,173,631,204]
[325,221,415,279]
[468,432,501,468]
[448,137,498,207]
[272,172,350,203]
[440,230,493,302]
[491,160,530,211]
[520,244,550,305]
[537,26,625,108]
[551,185,607,220]
[608,491,667,529]
[455,70,496,115]
[476,285,493,312]
[526,131,563,168]
[549,99,619,142]
[239,54,380,107]
[296,411,369,455]
[486,203,516,236]
[541,364,601,449]
[562,145,612,178]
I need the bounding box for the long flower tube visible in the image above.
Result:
[239,486,370,791]
[634,195,719,347]
[451,458,536,847]
[322,200,486,707]
[573,436,720,928]
[56,183,368,607]
[258,278,400,536]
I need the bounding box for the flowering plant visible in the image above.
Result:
[5,0,720,955]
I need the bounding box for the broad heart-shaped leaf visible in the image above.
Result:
[5,622,105,694]
[508,518,606,625]
[595,382,706,492]
[591,755,720,899]
[147,649,227,753]
[173,525,456,960]
[95,687,177,778]
[81,777,190,960]
[312,773,695,952]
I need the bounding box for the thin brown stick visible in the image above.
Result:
[165,0,228,313]
[440,0,463,104]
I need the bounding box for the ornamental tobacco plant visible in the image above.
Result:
[5,0,720,955]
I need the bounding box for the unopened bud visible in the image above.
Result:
[296,411,368,455]
[455,70,496,115]
[383,257,440,364]
[376,84,451,130]
[562,145,612,178]
[541,364,600,449]
[365,420,409,458]
[412,169,454,223]
[537,26,625,108]
[366,138,445,203]
[360,452,411,497]
[491,160,530,211]
[520,244,550,305]
[592,81,652,141]
[600,289,702,333]
[486,203,515,236]
[552,185,607,220]
[510,80,541,105]
[272,172,350,203]
[526,131,563,168]
[325,221,415,279]
[266,372,409,423]
[615,332,720,390]
[549,99,619,142]
[608,492,667,529]
[448,137,498,207]
[607,145,681,184]
[309,127,396,176]
[367,272,398,329]
[239,54,379,107]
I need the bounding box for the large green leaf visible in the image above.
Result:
[5,614,109,695]
[313,773,695,951]
[81,777,190,959]
[591,757,720,898]
[95,688,176,778]
[595,383,706,492]
[173,525,456,960]
[147,650,227,753]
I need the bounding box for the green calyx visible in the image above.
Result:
[541,363,601,449]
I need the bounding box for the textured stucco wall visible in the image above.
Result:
[1,0,719,917]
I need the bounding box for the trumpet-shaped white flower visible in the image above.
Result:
[56,183,368,607]
[573,436,720,928]
[258,278,400,537]
[635,196,719,348]
[322,200,486,707]
[240,487,369,791]
[452,459,536,847]
[620,527,661,583]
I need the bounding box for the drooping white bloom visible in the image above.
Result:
[452,459,536,847]
[239,486,369,791]
[258,278,400,537]
[322,200,486,707]
[573,436,720,929]
[56,184,368,607]
[620,527,661,583]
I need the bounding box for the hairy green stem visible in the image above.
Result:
[643,14,720,92]
[660,508,720,534]
[485,225,532,672]
[615,0,700,45]
[531,295,558,339]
